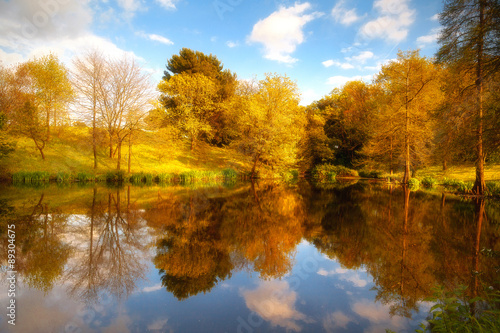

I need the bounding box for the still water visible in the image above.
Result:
[0,180,498,333]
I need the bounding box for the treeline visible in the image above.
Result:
[0,0,499,193]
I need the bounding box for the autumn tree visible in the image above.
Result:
[161,48,238,145]
[72,50,108,169]
[368,51,442,181]
[436,0,500,194]
[235,74,305,177]
[24,54,73,139]
[158,73,217,151]
[97,56,153,171]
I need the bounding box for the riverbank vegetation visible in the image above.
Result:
[0,0,499,195]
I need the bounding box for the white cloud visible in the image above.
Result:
[331,1,363,26]
[327,75,373,87]
[300,88,321,105]
[241,281,313,331]
[347,51,374,64]
[416,28,441,48]
[117,0,141,13]
[138,32,174,45]
[226,40,239,48]
[248,2,323,64]
[322,50,373,70]
[352,299,409,333]
[0,0,145,68]
[323,311,355,332]
[430,13,439,21]
[360,0,415,43]
[316,267,369,287]
[155,0,180,10]
[322,59,354,69]
[142,284,163,293]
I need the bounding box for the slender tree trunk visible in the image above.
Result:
[190,136,194,151]
[128,132,132,173]
[109,134,113,158]
[403,73,411,184]
[251,153,260,179]
[390,135,394,176]
[116,139,122,171]
[443,159,447,171]
[92,100,97,169]
[473,0,486,195]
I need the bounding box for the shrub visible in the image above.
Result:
[12,171,50,183]
[56,172,72,183]
[105,170,126,183]
[421,176,437,188]
[312,164,358,181]
[486,181,500,197]
[158,173,176,183]
[221,168,238,180]
[408,178,420,191]
[359,170,383,179]
[77,172,95,182]
[416,285,500,333]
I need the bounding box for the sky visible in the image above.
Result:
[0,0,444,105]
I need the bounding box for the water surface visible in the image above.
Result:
[0,181,498,332]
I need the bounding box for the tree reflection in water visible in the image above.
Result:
[0,181,498,322]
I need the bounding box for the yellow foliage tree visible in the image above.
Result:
[158,73,218,151]
[235,74,305,177]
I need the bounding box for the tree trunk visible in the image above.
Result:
[109,134,113,158]
[251,153,260,179]
[92,103,97,169]
[116,139,122,170]
[128,132,132,173]
[191,136,194,151]
[442,159,447,171]
[473,0,486,195]
[403,72,411,184]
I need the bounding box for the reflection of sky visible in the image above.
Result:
[0,229,428,332]
[241,280,313,331]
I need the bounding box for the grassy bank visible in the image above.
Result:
[0,127,254,181]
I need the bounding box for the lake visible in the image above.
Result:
[0,180,498,332]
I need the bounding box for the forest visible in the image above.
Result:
[0,0,499,195]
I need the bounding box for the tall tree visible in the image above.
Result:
[436,0,500,194]
[373,51,442,182]
[161,48,238,145]
[25,54,73,139]
[235,74,305,177]
[98,56,153,171]
[72,50,108,170]
[158,73,218,151]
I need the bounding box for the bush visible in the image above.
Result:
[359,170,383,179]
[417,285,500,333]
[105,170,126,183]
[222,168,238,180]
[408,178,420,191]
[56,172,72,183]
[312,164,358,181]
[421,176,437,188]
[486,181,500,197]
[77,172,95,182]
[12,171,50,183]
[158,173,176,183]
[442,178,474,194]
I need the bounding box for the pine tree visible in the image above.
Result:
[436,0,500,194]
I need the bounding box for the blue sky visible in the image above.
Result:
[0,0,443,105]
